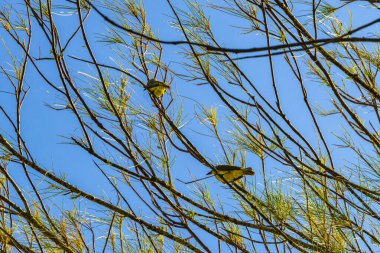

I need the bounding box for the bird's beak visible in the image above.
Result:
[245,169,255,175]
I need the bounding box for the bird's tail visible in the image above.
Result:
[177,174,214,184]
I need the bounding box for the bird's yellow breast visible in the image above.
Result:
[148,86,167,97]
[212,169,247,183]
[146,80,169,98]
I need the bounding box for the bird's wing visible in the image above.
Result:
[215,165,242,171]
[147,80,170,89]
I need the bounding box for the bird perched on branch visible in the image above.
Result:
[209,165,255,184]
[145,79,170,98]
[180,165,255,184]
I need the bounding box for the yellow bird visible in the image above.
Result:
[146,79,170,98]
[208,165,255,184]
